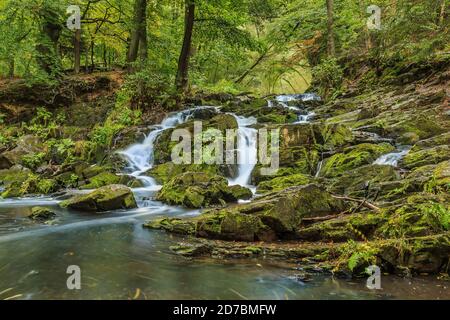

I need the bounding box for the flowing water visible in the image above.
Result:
[228,115,258,191]
[268,94,320,124]
[0,106,447,300]
[374,146,411,167]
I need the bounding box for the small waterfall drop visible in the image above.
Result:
[268,94,320,124]
[374,146,411,167]
[228,115,258,192]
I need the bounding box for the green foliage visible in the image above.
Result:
[21,152,46,170]
[312,59,343,100]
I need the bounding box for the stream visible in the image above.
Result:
[0,101,448,300]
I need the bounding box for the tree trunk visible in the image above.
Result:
[74,29,81,74]
[440,0,446,26]
[326,0,335,57]
[8,57,14,79]
[127,0,147,71]
[176,0,195,93]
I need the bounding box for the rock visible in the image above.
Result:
[321,143,395,178]
[169,243,212,257]
[296,212,385,242]
[153,113,239,165]
[401,145,450,169]
[257,173,312,194]
[144,218,196,235]
[80,172,121,189]
[195,184,347,241]
[61,185,137,212]
[156,172,252,208]
[148,162,222,184]
[0,135,43,169]
[28,207,56,221]
[330,164,400,198]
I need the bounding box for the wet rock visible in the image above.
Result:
[61,184,137,212]
[169,243,213,257]
[28,207,56,221]
[144,218,196,235]
[156,172,252,208]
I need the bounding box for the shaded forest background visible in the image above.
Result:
[0,0,448,97]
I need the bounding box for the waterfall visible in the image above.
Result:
[374,146,411,167]
[119,106,218,189]
[228,115,258,191]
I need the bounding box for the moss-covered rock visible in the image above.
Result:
[156,172,252,208]
[148,162,223,184]
[376,194,450,238]
[296,212,385,242]
[153,113,239,165]
[197,184,347,240]
[28,207,56,221]
[321,143,395,178]
[80,171,121,189]
[401,145,450,169]
[257,173,312,194]
[0,135,43,169]
[144,218,196,235]
[61,184,137,212]
[329,164,400,197]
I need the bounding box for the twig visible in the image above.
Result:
[331,195,381,212]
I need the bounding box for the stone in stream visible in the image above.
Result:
[155,172,252,209]
[147,184,347,242]
[28,207,56,221]
[61,184,137,212]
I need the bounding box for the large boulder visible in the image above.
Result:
[320,143,395,178]
[61,185,137,212]
[156,172,252,208]
[149,184,347,241]
[0,135,43,169]
[401,145,450,169]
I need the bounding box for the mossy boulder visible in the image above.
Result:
[401,145,450,169]
[80,172,121,189]
[192,184,346,240]
[1,173,59,198]
[296,212,385,242]
[0,135,43,169]
[153,113,239,165]
[156,172,252,208]
[61,185,137,212]
[28,207,56,221]
[321,143,395,178]
[257,173,312,194]
[196,211,270,241]
[148,162,224,184]
[329,164,400,197]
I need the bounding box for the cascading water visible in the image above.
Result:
[374,146,411,167]
[119,106,218,190]
[268,94,320,124]
[228,115,258,192]
[119,106,259,201]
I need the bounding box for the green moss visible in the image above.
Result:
[257,173,311,194]
[321,143,395,178]
[81,172,121,189]
[402,146,450,169]
[156,172,251,208]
